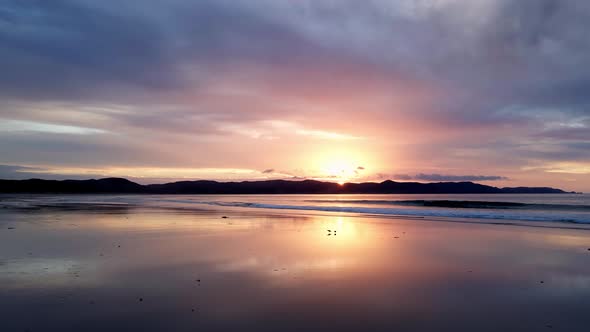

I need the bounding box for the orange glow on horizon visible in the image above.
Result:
[313,149,369,184]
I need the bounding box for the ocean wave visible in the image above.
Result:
[3,195,589,225]
[200,201,590,224]
[304,199,590,211]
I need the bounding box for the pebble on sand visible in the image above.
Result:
[139,298,143,302]
[222,216,228,219]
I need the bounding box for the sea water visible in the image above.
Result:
[2,193,590,224]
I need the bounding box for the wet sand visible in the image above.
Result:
[1,204,590,331]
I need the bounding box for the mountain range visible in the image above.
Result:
[0,178,568,194]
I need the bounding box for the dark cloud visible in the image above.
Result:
[2,0,586,109]
[392,174,413,181]
[0,0,334,102]
[0,0,184,100]
[261,169,274,174]
[535,127,590,141]
[415,174,508,182]
[0,165,43,178]
[0,164,97,180]
[0,131,179,167]
[394,174,508,182]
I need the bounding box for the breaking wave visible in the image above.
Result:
[196,200,590,224]
[304,199,590,211]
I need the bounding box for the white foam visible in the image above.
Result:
[200,201,590,224]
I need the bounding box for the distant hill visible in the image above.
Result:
[0,178,144,193]
[0,178,567,194]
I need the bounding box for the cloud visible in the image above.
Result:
[0,0,589,190]
[0,164,100,180]
[526,162,590,175]
[219,120,362,140]
[262,169,274,174]
[394,174,508,182]
[294,129,361,140]
[0,0,184,100]
[392,174,413,181]
[0,164,297,183]
[0,119,106,135]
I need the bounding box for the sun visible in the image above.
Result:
[307,147,372,184]
[321,158,358,184]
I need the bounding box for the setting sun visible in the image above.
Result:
[305,145,379,184]
[322,158,357,184]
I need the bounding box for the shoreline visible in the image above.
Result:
[2,193,590,229]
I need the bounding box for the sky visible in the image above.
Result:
[0,0,589,191]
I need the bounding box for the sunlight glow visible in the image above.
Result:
[317,152,365,184]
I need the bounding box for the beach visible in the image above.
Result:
[1,194,590,331]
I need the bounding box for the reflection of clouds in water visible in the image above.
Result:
[0,258,100,289]
[215,257,262,272]
[541,234,590,248]
[215,257,357,274]
[1,203,590,331]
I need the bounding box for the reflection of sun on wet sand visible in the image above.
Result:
[1,198,590,331]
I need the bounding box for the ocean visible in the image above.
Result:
[3,193,590,225]
[2,193,590,331]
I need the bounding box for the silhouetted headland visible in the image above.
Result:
[0,178,568,194]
